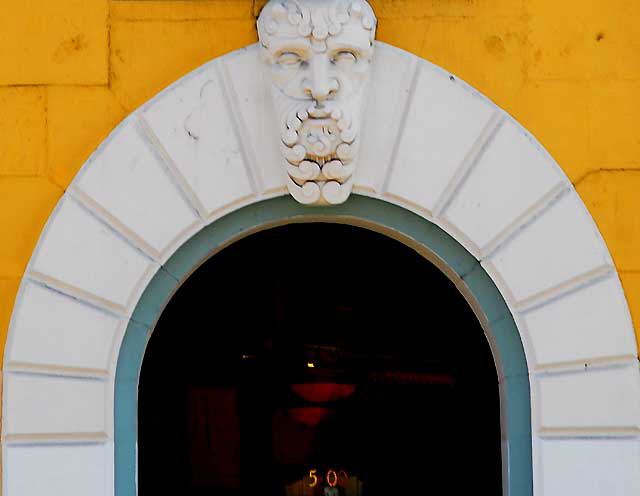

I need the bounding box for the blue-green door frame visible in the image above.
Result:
[115,195,532,495]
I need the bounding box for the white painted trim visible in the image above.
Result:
[3,41,638,496]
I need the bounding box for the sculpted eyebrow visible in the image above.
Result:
[327,42,371,56]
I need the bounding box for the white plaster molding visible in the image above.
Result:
[522,274,636,371]
[3,29,639,496]
[5,281,120,377]
[539,439,640,496]
[71,117,202,261]
[3,373,109,442]
[357,43,418,195]
[141,58,259,218]
[534,363,640,436]
[4,443,113,496]
[384,60,497,221]
[257,0,377,205]
[29,197,158,314]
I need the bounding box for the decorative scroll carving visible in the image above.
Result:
[258,0,377,205]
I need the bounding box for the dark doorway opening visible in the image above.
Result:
[138,223,502,495]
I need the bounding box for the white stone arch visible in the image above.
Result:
[3,42,639,496]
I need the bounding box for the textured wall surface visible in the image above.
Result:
[0,0,638,364]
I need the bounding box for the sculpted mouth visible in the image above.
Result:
[281,105,356,162]
[307,106,334,119]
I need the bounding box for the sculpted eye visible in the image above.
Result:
[332,50,357,64]
[277,52,303,66]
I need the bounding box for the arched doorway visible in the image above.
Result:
[4,37,637,496]
[114,196,531,495]
[138,223,501,495]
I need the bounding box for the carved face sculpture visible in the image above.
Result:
[258,0,377,205]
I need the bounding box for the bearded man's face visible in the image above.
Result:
[258,0,377,205]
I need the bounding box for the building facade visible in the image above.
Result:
[1,1,639,495]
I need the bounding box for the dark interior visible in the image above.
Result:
[138,223,502,495]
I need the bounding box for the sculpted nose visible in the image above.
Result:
[303,56,339,103]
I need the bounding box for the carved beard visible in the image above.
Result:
[274,90,360,205]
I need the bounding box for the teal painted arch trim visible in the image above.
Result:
[115,195,532,496]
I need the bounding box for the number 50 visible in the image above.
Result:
[307,469,348,488]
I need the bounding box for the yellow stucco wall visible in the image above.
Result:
[1,0,639,364]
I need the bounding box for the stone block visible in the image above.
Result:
[576,170,640,272]
[483,191,612,305]
[528,0,640,81]
[386,61,494,216]
[112,0,253,21]
[143,59,255,217]
[7,281,121,374]
[31,196,156,311]
[254,0,268,16]
[255,0,525,18]
[4,373,108,438]
[523,275,636,368]
[217,46,283,195]
[586,82,640,167]
[0,0,108,85]
[5,443,112,496]
[0,87,46,176]
[0,278,21,359]
[356,43,416,194]
[511,81,591,183]
[368,0,524,18]
[0,178,63,278]
[443,119,566,254]
[110,19,256,111]
[376,16,529,113]
[74,118,200,259]
[47,87,127,189]
[373,17,426,57]
[536,364,640,432]
[539,438,640,496]
[620,272,640,346]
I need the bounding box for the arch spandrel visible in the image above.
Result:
[3,35,639,496]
